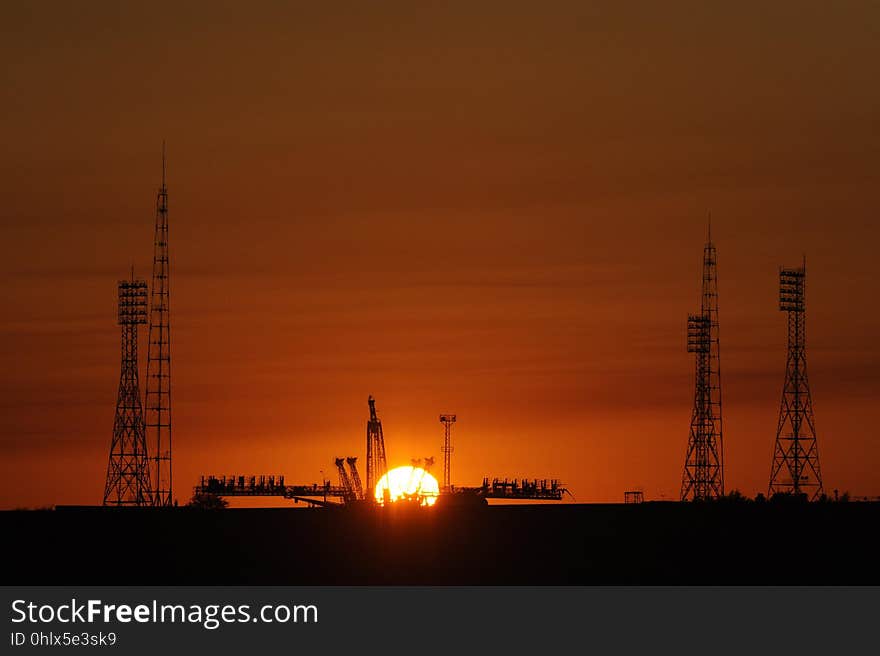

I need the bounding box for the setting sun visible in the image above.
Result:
[374,466,440,506]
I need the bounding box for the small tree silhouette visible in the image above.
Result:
[188,492,228,510]
[721,489,749,503]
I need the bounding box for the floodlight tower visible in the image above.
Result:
[365,396,389,500]
[440,414,457,491]
[680,224,724,500]
[769,262,823,499]
[103,274,152,506]
[146,144,172,506]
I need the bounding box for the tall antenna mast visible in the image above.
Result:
[440,414,457,491]
[103,273,152,505]
[146,142,172,506]
[681,220,724,500]
[769,262,823,499]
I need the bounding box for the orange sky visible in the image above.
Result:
[1,1,879,508]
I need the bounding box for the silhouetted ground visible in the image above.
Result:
[4,502,878,584]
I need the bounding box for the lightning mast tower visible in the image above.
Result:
[769,262,823,499]
[680,223,724,500]
[365,396,388,501]
[439,414,456,491]
[146,144,172,506]
[103,274,152,505]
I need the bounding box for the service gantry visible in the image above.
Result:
[365,396,389,500]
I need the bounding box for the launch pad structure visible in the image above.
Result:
[196,474,567,507]
[197,475,344,507]
[195,396,568,507]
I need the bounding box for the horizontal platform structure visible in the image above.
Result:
[464,477,567,500]
[196,474,568,504]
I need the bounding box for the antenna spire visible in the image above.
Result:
[708,212,712,243]
[147,142,172,506]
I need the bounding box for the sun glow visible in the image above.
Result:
[374,465,440,506]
